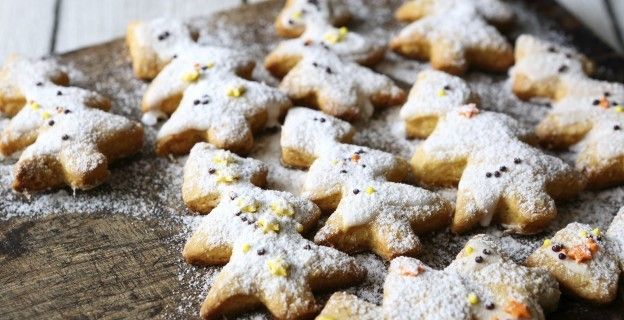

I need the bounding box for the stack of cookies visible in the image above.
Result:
[1,0,623,319]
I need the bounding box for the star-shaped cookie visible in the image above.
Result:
[400,69,478,138]
[391,4,513,75]
[412,107,584,233]
[527,222,621,304]
[274,0,351,38]
[395,0,514,28]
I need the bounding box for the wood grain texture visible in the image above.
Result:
[0,0,57,63]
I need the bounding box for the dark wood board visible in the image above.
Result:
[1,1,623,319]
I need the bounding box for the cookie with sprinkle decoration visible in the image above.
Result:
[275,0,351,38]
[383,235,560,319]
[126,19,291,155]
[277,48,406,121]
[200,232,365,319]
[527,222,621,304]
[0,56,112,157]
[281,107,452,259]
[181,143,364,319]
[395,0,514,28]
[391,1,513,75]
[265,24,385,78]
[412,106,583,234]
[606,207,624,271]
[400,69,478,138]
[320,235,560,319]
[512,35,624,188]
[0,55,143,192]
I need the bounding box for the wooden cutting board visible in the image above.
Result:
[1,1,623,319]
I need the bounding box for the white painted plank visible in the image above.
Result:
[556,0,622,52]
[54,0,267,53]
[0,0,57,64]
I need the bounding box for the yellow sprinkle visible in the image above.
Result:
[29,102,41,110]
[323,27,349,44]
[365,186,376,195]
[270,200,294,217]
[292,10,303,20]
[257,218,280,234]
[579,230,589,238]
[205,61,215,69]
[317,316,335,320]
[615,105,624,112]
[437,88,447,97]
[296,223,304,233]
[41,111,51,119]
[592,228,601,237]
[542,239,552,248]
[467,293,479,305]
[215,171,238,184]
[465,246,474,255]
[242,243,251,253]
[266,257,289,277]
[226,85,246,98]
[331,159,339,166]
[339,26,348,35]
[236,197,258,213]
[212,154,233,165]
[182,69,200,82]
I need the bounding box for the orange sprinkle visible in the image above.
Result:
[567,244,593,263]
[351,154,360,162]
[586,238,599,254]
[505,300,531,319]
[399,264,424,277]
[599,96,610,109]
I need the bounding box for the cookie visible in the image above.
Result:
[384,235,560,319]
[127,19,291,155]
[527,222,621,304]
[412,106,584,234]
[277,47,406,120]
[400,69,478,138]
[316,292,381,320]
[265,24,385,78]
[390,3,513,75]
[181,143,365,319]
[0,56,111,157]
[607,207,624,271]
[181,143,268,214]
[275,0,351,38]
[201,232,365,319]
[282,107,452,259]
[395,0,514,28]
[512,35,624,188]
[510,35,595,101]
[0,55,143,192]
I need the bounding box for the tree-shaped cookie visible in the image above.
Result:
[391,2,513,75]
[0,55,143,192]
[266,23,385,78]
[512,35,624,188]
[181,143,365,319]
[318,235,560,319]
[201,232,365,319]
[275,46,405,121]
[274,0,351,38]
[0,56,111,156]
[395,0,514,28]
[412,106,584,234]
[126,19,291,155]
[281,107,452,259]
[527,222,621,304]
[400,69,478,138]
